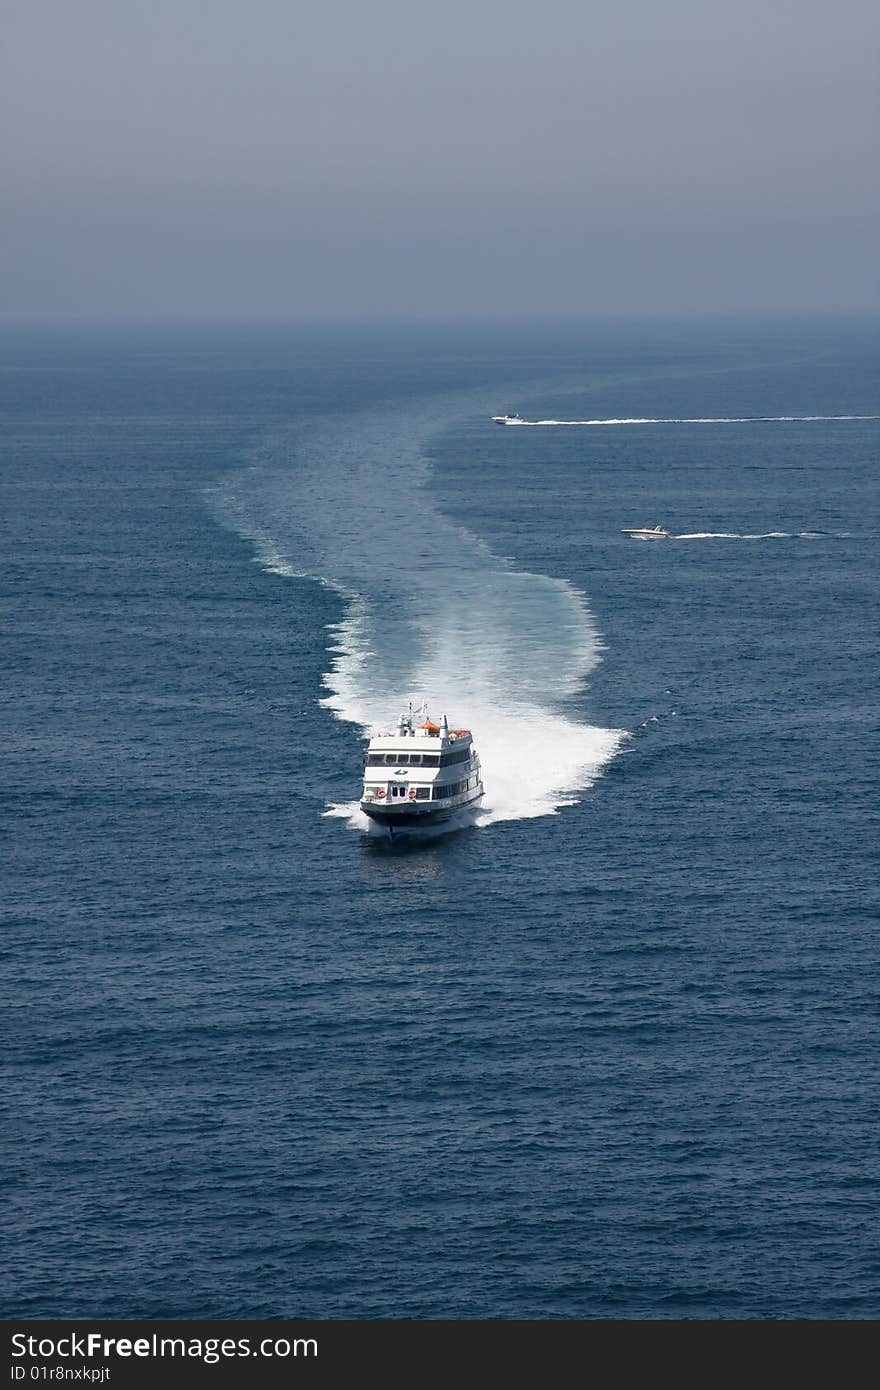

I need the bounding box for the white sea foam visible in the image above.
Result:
[673,530,852,540]
[213,400,624,833]
[506,415,880,426]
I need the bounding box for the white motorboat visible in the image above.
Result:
[491,412,523,425]
[360,707,484,831]
[621,525,672,540]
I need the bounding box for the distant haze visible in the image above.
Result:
[3,0,878,321]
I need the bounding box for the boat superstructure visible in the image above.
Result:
[621,525,672,540]
[360,707,484,829]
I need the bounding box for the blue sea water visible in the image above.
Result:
[2,319,879,1319]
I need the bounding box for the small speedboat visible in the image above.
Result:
[491,412,523,425]
[621,525,672,540]
[360,706,484,830]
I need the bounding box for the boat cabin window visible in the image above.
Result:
[439,746,471,768]
[434,780,464,800]
[415,787,430,800]
[366,749,447,767]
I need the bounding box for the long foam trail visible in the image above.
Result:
[503,415,880,426]
[211,398,624,832]
[673,530,854,540]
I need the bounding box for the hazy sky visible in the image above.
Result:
[2,0,878,320]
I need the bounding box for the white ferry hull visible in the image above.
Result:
[361,790,484,828]
[358,707,483,838]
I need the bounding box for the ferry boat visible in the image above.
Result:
[621,525,672,540]
[360,707,484,830]
[491,412,523,425]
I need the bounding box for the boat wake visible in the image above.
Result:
[503,415,880,426]
[673,530,854,540]
[212,399,624,831]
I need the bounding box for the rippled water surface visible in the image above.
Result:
[3,320,879,1317]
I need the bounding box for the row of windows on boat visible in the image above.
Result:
[365,746,473,768]
[383,774,480,800]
